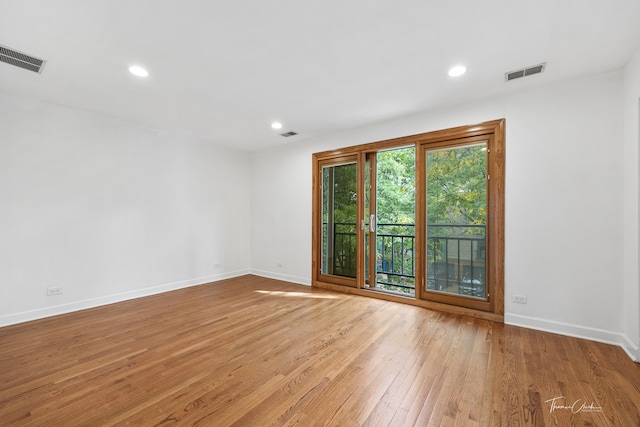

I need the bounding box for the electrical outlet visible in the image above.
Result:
[512,295,527,304]
[47,287,63,296]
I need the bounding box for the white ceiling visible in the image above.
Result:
[1,0,639,152]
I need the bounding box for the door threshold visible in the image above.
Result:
[364,285,416,299]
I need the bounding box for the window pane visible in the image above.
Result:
[426,144,487,299]
[374,147,415,296]
[321,162,357,278]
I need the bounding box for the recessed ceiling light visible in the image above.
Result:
[448,65,467,77]
[271,122,283,129]
[129,65,149,77]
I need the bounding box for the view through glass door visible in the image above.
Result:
[365,147,416,296]
[312,119,504,318]
[425,142,487,300]
[319,157,358,287]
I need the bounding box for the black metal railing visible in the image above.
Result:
[333,222,357,277]
[321,222,358,278]
[426,224,486,298]
[375,223,415,292]
[322,222,486,297]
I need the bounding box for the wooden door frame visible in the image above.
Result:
[312,154,360,288]
[312,119,505,322]
[417,135,494,312]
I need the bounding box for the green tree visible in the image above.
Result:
[322,163,358,277]
[427,145,486,229]
[321,145,486,285]
[376,147,415,226]
[322,163,357,225]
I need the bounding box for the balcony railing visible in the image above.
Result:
[322,222,486,297]
[426,224,486,298]
[375,223,415,293]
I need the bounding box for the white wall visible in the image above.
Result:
[250,141,313,284]
[623,47,640,361]
[0,92,251,326]
[251,71,632,357]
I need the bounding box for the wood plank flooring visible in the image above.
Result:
[1,275,639,426]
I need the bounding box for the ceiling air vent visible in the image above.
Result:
[280,131,298,137]
[505,62,546,82]
[0,44,46,74]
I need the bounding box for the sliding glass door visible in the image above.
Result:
[317,156,359,287]
[365,147,416,296]
[422,140,489,309]
[312,120,504,318]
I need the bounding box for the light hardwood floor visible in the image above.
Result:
[1,275,639,426]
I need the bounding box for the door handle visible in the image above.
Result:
[370,214,376,233]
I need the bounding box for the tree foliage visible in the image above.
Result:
[321,145,486,228]
[376,147,415,225]
[322,163,357,226]
[321,144,487,284]
[427,145,486,229]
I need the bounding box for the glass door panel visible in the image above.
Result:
[426,143,487,299]
[314,119,504,316]
[321,161,358,280]
[368,147,416,296]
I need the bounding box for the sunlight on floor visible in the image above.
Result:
[255,290,342,299]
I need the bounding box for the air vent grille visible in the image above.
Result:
[505,62,546,82]
[0,44,46,73]
[280,131,298,137]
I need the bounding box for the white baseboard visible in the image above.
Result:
[250,269,311,286]
[505,313,639,362]
[622,334,640,362]
[0,269,250,328]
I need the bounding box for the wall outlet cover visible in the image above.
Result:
[47,287,63,296]
[512,295,527,304]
